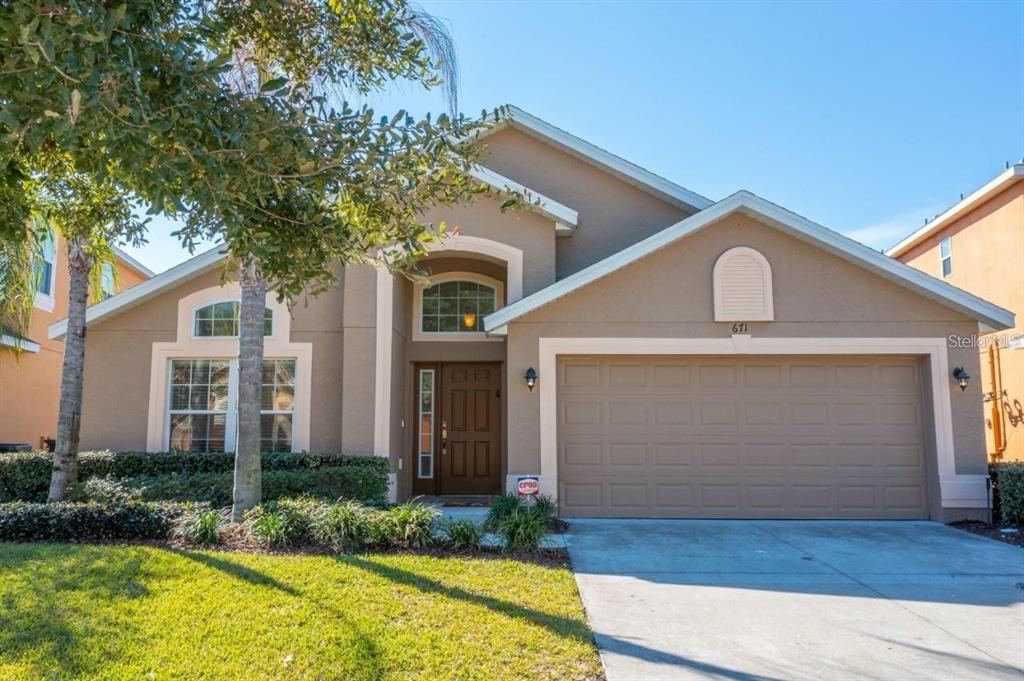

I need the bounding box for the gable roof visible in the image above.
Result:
[112,246,156,278]
[49,245,226,340]
[468,164,577,235]
[484,190,1015,334]
[887,162,1024,258]
[480,105,714,214]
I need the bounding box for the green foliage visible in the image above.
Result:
[71,476,144,504]
[0,501,188,542]
[312,500,374,549]
[173,508,227,545]
[0,451,387,503]
[439,518,483,550]
[484,493,523,531]
[377,502,439,548]
[992,463,1024,524]
[244,497,324,547]
[497,507,548,553]
[532,495,558,526]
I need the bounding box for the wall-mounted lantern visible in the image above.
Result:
[462,312,477,330]
[952,367,970,391]
[524,367,538,392]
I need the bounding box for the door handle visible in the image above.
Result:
[441,421,448,455]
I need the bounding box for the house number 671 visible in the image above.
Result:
[731,323,749,333]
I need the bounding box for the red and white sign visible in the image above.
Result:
[516,476,540,496]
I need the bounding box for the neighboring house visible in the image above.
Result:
[1,227,153,449]
[50,106,1013,522]
[889,163,1024,462]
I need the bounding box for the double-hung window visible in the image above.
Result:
[939,237,952,278]
[167,358,296,452]
[33,227,55,297]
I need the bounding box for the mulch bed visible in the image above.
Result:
[949,520,1024,548]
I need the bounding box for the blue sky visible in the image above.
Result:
[126,0,1023,273]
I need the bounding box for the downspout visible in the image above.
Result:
[986,340,1008,460]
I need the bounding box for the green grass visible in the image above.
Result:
[0,543,602,680]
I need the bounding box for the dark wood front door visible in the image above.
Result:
[413,362,502,496]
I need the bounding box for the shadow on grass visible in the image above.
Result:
[0,543,155,679]
[165,547,299,595]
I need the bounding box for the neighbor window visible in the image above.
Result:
[194,301,273,337]
[417,369,435,478]
[167,358,295,452]
[98,262,116,301]
[420,279,497,334]
[33,227,55,297]
[939,237,952,278]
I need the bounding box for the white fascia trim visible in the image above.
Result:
[484,191,1015,334]
[536,335,986,510]
[468,165,578,236]
[49,245,227,340]
[887,164,1024,258]
[0,334,41,353]
[112,246,156,278]
[480,105,714,213]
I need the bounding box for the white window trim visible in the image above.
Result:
[412,271,505,342]
[939,237,953,279]
[712,246,774,322]
[534,335,987,512]
[33,229,57,313]
[190,298,277,340]
[146,284,311,452]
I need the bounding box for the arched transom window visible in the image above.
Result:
[415,273,504,339]
[194,301,274,338]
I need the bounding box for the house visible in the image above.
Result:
[49,106,1014,521]
[1,226,153,449]
[888,163,1024,462]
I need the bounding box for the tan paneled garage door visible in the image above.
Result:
[557,356,930,519]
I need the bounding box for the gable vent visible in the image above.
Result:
[713,247,774,322]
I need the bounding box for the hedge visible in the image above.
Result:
[991,462,1024,524]
[0,451,388,503]
[128,466,388,506]
[0,501,191,542]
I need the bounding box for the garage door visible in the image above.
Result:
[557,356,929,519]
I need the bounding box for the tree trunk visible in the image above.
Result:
[232,256,266,521]
[48,237,92,502]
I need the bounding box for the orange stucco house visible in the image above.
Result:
[889,162,1024,461]
[0,228,152,450]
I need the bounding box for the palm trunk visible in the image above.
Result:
[48,237,92,502]
[232,255,266,521]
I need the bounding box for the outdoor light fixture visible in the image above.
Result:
[953,367,970,391]
[462,312,477,329]
[524,367,538,391]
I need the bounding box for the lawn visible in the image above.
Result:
[0,544,602,680]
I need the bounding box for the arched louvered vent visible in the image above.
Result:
[713,247,774,322]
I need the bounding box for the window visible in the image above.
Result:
[713,246,774,322]
[261,359,295,453]
[939,237,952,278]
[168,359,231,453]
[98,262,116,301]
[194,301,273,337]
[33,227,55,297]
[418,275,500,336]
[167,358,295,452]
[417,369,435,478]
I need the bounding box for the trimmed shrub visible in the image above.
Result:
[439,518,483,550]
[0,450,388,503]
[0,501,189,542]
[378,502,438,548]
[71,476,144,504]
[173,507,227,545]
[993,463,1024,524]
[313,501,374,550]
[498,506,548,553]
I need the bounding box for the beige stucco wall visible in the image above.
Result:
[898,182,1024,460]
[482,126,694,278]
[504,212,987,491]
[80,265,347,452]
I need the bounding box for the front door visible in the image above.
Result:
[413,362,502,495]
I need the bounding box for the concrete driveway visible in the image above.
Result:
[566,520,1024,681]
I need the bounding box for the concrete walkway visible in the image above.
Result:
[566,519,1024,681]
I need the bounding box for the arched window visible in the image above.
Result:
[193,301,274,338]
[33,226,55,297]
[415,272,504,340]
[713,246,774,322]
